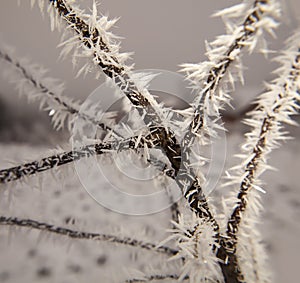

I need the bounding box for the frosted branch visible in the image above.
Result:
[0,141,109,184]
[220,30,300,282]
[179,0,280,225]
[173,1,281,281]
[0,46,120,136]
[227,31,300,248]
[183,0,280,118]
[0,216,177,256]
[0,133,178,184]
[47,0,166,127]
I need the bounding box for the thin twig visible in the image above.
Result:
[0,141,110,184]
[220,44,300,279]
[0,132,179,184]
[0,216,177,256]
[49,0,163,126]
[0,47,121,137]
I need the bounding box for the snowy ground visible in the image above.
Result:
[0,120,299,283]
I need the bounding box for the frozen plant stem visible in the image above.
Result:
[179,0,280,281]
[0,133,178,184]
[0,47,121,136]
[0,142,110,184]
[220,33,300,282]
[0,216,177,256]
[181,0,279,225]
[48,0,170,126]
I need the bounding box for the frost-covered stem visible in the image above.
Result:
[0,133,177,184]
[198,0,272,102]
[180,0,278,233]
[226,117,271,242]
[179,175,220,233]
[48,1,183,207]
[0,136,136,184]
[0,142,110,184]
[49,0,161,126]
[0,216,177,256]
[179,1,279,282]
[186,0,279,123]
[0,47,121,136]
[221,40,300,279]
[125,274,186,283]
[218,119,273,282]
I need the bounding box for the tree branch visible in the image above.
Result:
[0,46,122,137]
[220,35,300,282]
[0,216,177,256]
[181,1,280,281]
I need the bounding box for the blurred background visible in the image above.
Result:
[0,1,300,283]
[0,0,299,144]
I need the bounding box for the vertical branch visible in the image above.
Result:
[222,32,300,282]
[179,1,280,282]
[180,0,280,232]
